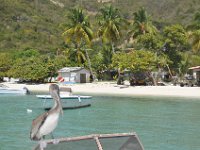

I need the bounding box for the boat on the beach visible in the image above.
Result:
[0,84,29,95]
[33,132,144,150]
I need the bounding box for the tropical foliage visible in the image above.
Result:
[129,7,157,38]
[97,5,123,46]
[0,1,200,83]
[112,50,156,72]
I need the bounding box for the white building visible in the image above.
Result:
[58,67,91,83]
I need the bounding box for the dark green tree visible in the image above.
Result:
[0,53,14,81]
[129,7,157,39]
[163,24,189,69]
[97,5,124,53]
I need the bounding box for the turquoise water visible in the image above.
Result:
[0,94,200,150]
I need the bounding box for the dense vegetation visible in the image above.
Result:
[0,0,200,83]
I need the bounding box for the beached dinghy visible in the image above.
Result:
[33,132,144,150]
[0,84,29,95]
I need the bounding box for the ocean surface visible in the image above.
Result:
[0,94,200,150]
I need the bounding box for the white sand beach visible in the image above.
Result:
[2,81,200,98]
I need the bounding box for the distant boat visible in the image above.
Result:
[36,86,92,110]
[36,86,92,99]
[0,84,29,95]
[36,94,92,99]
[38,95,92,110]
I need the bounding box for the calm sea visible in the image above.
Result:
[0,94,200,150]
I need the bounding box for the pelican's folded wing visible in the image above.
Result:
[30,112,48,140]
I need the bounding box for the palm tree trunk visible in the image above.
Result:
[85,49,95,82]
[166,64,173,78]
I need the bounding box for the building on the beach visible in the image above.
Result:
[189,66,200,85]
[58,67,91,83]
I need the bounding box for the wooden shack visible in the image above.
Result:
[58,67,91,83]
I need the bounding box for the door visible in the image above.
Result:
[80,73,86,83]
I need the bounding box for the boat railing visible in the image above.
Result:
[33,132,144,150]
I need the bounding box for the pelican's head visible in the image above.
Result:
[49,84,63,115]
[49,84,60,96]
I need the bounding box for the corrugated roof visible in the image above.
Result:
[58,67,84,73]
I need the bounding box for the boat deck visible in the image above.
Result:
[33,132,144,150]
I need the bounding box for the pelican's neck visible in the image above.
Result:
[51,99,63,115]
[52,98,62,110]
[49,90,63,115]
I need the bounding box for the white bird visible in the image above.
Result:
[27,109,32,113]
[30,84,63,141]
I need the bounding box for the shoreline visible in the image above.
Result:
[2,82,200,99]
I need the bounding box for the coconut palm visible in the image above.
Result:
[62,8,94,80]
[129,7,157,38]
[96,5,124,53]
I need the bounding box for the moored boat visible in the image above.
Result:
[36,86,92,99]
[36,94,92,99]
[37,86,92,110]
[40,95,92,110]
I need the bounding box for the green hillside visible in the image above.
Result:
[0,0,200,52]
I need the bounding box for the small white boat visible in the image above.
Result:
[36,86,92,99]
[37,87,92,110]
[36,94,92,99]
[39,95,92,110]
[0,84,29,95]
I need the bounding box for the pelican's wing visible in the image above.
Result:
[30,112,48,140]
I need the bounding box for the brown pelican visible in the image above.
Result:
[30,84,63,141]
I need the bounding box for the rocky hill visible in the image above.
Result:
[0,0,199,52]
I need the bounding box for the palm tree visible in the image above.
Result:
[96,5,124,53]
[129,7,157,38]
[62,8,94,80]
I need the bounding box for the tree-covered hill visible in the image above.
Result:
[0,0,200,53]
[0,0,200,83]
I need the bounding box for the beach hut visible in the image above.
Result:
[189,66,200,85]
[58,67,91,83]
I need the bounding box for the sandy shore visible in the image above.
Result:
[2,81,200,98]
